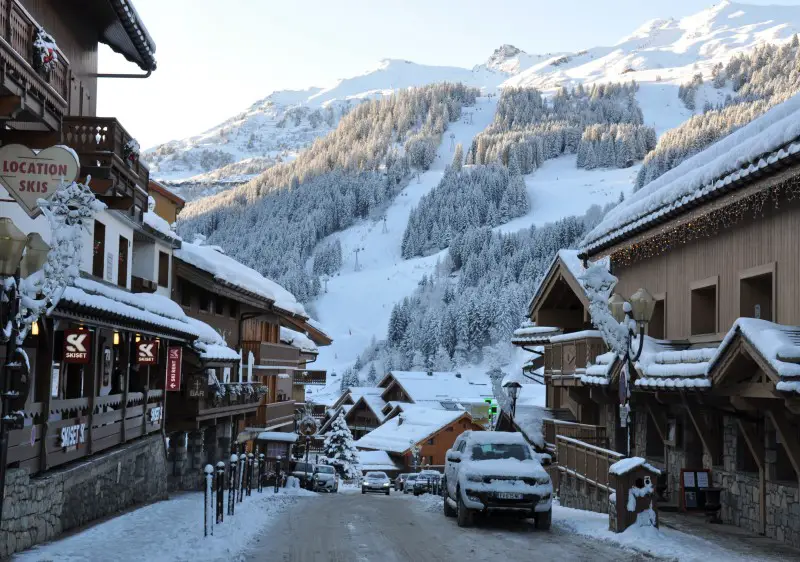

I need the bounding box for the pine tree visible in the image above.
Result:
[366,363,378,385]
[452,143,464,172]
[321,411,362,479]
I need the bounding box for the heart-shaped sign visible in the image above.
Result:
[0,144,80,218]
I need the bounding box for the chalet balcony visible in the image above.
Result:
[62,116,150,207]
[252,400,296,431]
[293,369,327,386]
[544,331,608,383]
[0,0,70,130]
[166,382,264,430]
[242,341,301,367]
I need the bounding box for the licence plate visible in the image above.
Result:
[496,492,523,500]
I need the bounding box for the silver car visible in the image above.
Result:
[312,465,338,493]
[362,471,391,495]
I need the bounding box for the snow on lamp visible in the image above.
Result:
[0,218,27,276]
[21,232,50,278]
[629,287,656,327]
[608,293,627,324]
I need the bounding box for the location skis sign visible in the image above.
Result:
[136,340,160,365]
[166,346,183,391]
[0,144,80,217]
[63,329,91,364]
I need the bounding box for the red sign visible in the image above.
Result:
[166,346,183,391]
[136,340,160,365]
[63,330,91,364]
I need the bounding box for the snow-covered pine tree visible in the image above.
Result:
[321,411,361,479]
[366,363,378,385]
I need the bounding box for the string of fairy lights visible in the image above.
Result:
[609,173,800,267]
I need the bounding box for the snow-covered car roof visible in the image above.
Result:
[458,430,531,446]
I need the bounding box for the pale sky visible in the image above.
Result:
[97,0,800,148]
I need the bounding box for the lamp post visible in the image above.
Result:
[607,288,656,457]
[502,380,522,420]
[0,218,51,521]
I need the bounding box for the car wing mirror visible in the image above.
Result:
[538,453,552,466]
[446,451,461,462]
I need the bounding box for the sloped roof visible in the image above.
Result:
[583,92,800,255]
[358,450,401,471]
[355,405,471,454]
[280,327,318,354]
[345,394,388,424]
[381,371,492,405]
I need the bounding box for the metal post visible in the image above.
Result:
[203,464,213,537]
[215,461,225,524]
[227,454,237,516]
[237,451,245,502]
[258,453,265,493]
[274,457,281,493]
[304,436,310,489]
[247,453,254,496]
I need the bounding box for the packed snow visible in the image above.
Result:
[609,456,661,476]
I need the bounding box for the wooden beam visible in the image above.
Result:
[646,402,668,443]
[730,396,760,412]
[736,419,764,470]
[766,409,800,484]
[681,394,721,463]
[714,383,781,399]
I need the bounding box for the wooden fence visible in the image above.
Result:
[543,419,609,450]
[555,435,624,493]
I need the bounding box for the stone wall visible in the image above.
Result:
[167,423,233,492]
[1,434,168,558]
[558,471,612,514]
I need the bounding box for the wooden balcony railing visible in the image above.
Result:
[0,0,70,129]
[62,116,150,202]
[545,332,607,376]
[6,390,164,476]
[293,370,327,386]
[556,435,624,493]
[252,400,296,429]
[543,419,609,450]
[241,341,301,366]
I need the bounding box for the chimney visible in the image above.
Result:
[397,415,404,426]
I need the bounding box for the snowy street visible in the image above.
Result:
[245,492,652,562]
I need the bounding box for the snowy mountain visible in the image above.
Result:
[147,1,800,198]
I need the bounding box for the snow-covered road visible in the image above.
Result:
[244,492,652,562]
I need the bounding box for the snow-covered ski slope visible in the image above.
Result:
[311,96,497,377]
[149,1,800,189]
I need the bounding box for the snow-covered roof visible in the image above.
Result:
[511,321,562,345]
[185,317,239,362]
[583,92,800,254]
[143,209,180,242]
[549,330,602,343]
[383,371,492,405]
[306,317,332,340]
[527,250,610,315]
[174,239,307,318]
[358,450,401,471]
[609,457,661,476]
[279,326,318,354]
[355,405,470,454]
[362,394,388,422]
[256,431,298,443]
[636,346,715,390]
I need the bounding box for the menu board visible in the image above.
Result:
[683,471,696,488]
[696,471,709,489]
[681,469,713,511]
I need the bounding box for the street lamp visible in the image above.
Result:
[502,380,522,419]
[0,218,51,522]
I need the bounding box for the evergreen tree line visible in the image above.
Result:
[312,239,343,276]
[635,36,800,191]
[465,82,645,175]
[678,73,704,111]
[178,84,479,301]
[577,123,657,169]
[350,204,614,378]
[401,163,529,258]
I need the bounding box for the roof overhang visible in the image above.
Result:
[528,255,590,318]
[79,0,157,71]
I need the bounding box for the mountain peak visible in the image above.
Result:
[486,44,523,66]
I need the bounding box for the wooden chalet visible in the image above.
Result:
[515,97,800,548]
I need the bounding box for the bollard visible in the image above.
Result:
[258,453,265,493]
[237,452,246,502]
[247,453,254,497]
[204,464,214,537]
[216,461,225,524]
[228,454,238,516]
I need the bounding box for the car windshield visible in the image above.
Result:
[367,472,387,479]
[315,466,335,474]
[295,462,313,472]
[470,442,532,461]
[407,475,417,481]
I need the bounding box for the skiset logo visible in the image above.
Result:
[136,340,160,365]
[63,330,91,364]
[60,423,86,451]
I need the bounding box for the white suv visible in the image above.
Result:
[442,430,553,529]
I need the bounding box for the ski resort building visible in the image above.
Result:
[514,94,800,548]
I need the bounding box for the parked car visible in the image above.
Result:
[395,473,412,492]
[403,473,418,494]
[311,464,338,493]
[413,470,442,496]
[442,431,553,529]
[291,461,316,489]
[362,471,391,495]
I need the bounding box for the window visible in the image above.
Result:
[158,251,170,287]
[690,277,718,336]
[740,264,774,322]
[117,236,129,287]
[199,289,211,313]
[180,280,192,307]
[215,294,225,316]
[229,300,238,319]
[736,422,760,473]
[648,295,666,340]
[265,442,287,458]
[92,221,105,278]
[427,437,435,445]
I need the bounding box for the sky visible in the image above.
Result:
[98,0,800,148]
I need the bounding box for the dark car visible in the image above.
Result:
[413,471,442,496]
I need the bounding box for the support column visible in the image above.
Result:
[218,420,232,459]
[204,426,219,467]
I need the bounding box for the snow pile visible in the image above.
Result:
[583,91,800,252]
[581,351,618,386]
[610,457,661,476]
[185,317,239,362]
[13,489,314,562]
[279,326,318,354]
[355,404,467,453]
[175,238,307,317]
[257,431,298,443]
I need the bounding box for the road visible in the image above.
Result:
[245,491,657,562]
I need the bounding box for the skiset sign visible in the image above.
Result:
[63,330,91,364]
[136,340,159,365]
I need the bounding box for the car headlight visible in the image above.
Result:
[466,473,483,482]
[383,482,389,486]
[536,477,551,486]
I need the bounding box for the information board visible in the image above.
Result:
[680,468,712,511]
